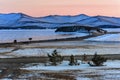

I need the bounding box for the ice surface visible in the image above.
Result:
[86,34,120,41]
[0,29,88,43]
[0,48,13,53]
[104,28,120,32]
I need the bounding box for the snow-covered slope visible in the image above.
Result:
[38,14,90,23]
[76,16,120,26]
[0,13,120,29]
[0,13,21,27]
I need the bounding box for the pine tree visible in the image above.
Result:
[47,50,64,66]
[82,54,87,63]
[88,52,107,66]
[69,55,79,66]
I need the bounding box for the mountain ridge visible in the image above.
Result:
[0,13,120,29]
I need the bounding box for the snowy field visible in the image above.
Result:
[0,40,120,57]
[21,60,120,80]
[1,60,120,79]
[0,28,120,79]
[5,47,120,57]
[22,60,120,71]
[0,29,88,43]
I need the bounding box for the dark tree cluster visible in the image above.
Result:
[88,52,107,66]
[47,50,107,67]
[47,50,64,66]
[55,25,106,34]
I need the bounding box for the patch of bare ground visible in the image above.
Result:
[24,70,82,80]
[17,70,77,80]
[0,68,30,79]
[98,68,120,70]
[21,45,99,49]
[40,72,75,80]
[79,72,103,79]
[21,69,120,80]
[0,67,120,80]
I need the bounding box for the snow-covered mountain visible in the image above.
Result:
[76,16,120,27]
[0,13,120,29]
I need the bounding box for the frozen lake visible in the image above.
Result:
[0,28,120,43]
[0,29,87,43]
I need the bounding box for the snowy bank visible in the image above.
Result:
[86,34,120,41]
[22,60,120,71]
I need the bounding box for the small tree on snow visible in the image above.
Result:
[82,54,87,63]
[88,52,107,66]
[69,55,79,66]
[47,50,64,66]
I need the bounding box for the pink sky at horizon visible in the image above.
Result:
[0,0,120,17]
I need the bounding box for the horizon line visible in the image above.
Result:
[0,12,120,18]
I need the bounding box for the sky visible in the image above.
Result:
[0,0,120,17]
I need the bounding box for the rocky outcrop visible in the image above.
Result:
[55,26,107,34]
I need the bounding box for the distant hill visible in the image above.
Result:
[0,13,120,29]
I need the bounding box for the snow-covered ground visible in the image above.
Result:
[0,28,120,79]
[1,60,119,80]
[104,28,120,32]
[7,48,120,57]
[0,29,88,43]
[22,60,89,71]
[0,28,120,57]
[22,60,120,71]
[21,60,120,80]
[0,48,13,53]
[86,34,120,41]
[1,39,120,57]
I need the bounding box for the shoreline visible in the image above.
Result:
[0,31,120,47]
[0,34,102,47]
